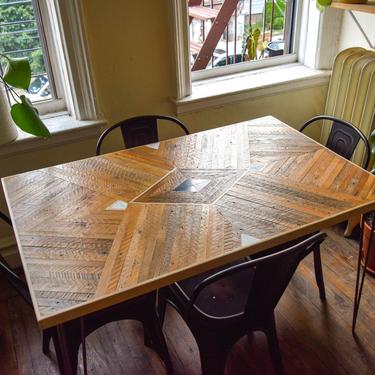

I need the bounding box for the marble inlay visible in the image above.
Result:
[105,200,128,211]
[241,233,259,247]
[173,178,210,193]
[145,142,160,150]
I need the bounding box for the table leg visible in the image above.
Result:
[55,319,84,375]
[352,214,375,333]
[80,318,88,375]
[344,215,361,237]
[56,324,74,375]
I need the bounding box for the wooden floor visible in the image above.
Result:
[0,225,374,375]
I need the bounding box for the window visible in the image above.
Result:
[0,0,98,122]
[172,0,316,103]
[173,0,341,111]
[187,0,298,81]
[0,0,66,113]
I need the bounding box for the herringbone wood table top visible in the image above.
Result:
[3,116,375,329]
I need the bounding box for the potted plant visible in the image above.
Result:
[0,54,50,144]
[361,129,375,276]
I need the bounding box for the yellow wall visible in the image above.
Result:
[81,0,327,133]
[0,0,328,247]
[339,12,375,52]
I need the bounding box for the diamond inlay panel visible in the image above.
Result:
[135,169,245,204]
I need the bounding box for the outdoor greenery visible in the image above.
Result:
[0,53,50,137]
[246,27,261,60]
[242,0,286,60]
[254,0,286,32]
[0,0,46,75]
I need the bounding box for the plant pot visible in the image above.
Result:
[361,218,375,276]
[0,85,18,145]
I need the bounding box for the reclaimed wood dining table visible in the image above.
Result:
[2,116,375,370]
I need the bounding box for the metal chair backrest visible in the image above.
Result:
[96,115,190,155]
[0,211,31,305]
[188,233,326,320]
[300,115,370,169]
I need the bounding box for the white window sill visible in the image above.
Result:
[174,63,331,115]
[0,113,106,157]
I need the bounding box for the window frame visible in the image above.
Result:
[172,0,303,97]
[51,0,99,121]
[0,0,66,114]
[1,0,100,121]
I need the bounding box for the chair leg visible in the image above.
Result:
[55,321,82,375]
[42,329,52,355]
[264,315,285,375]
[144,330,153,348]
[52,330,65,374]
[157,292,167,326]
[196,336,229,375]
[313,246,326,300]
[143,314,173,374]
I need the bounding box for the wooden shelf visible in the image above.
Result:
[330,1,375,13]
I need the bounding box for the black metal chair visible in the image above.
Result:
[300,115,370,169]
[96,115,190,155]
[0,211,32,306]
[0,210,172,374]
[159,232,326,375]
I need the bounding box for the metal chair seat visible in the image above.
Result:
[300,115,370,169]
[96,114,189,155]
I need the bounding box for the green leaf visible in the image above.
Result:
[317,0,332,6]
[10,95,50,137]
[3,56,31,90]
[316,0,331,12]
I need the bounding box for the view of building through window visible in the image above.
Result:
[0,0,52,103]
[189,0,294,72]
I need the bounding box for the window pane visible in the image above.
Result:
[189,0,295,72]
[0,0,52,103]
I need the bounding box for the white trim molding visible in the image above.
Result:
[52,0,100,120]
[171,0,192,100]
[192,53,297,81]
[174,63,331,114]
[301,1,343,69]
[316,8,343,69]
